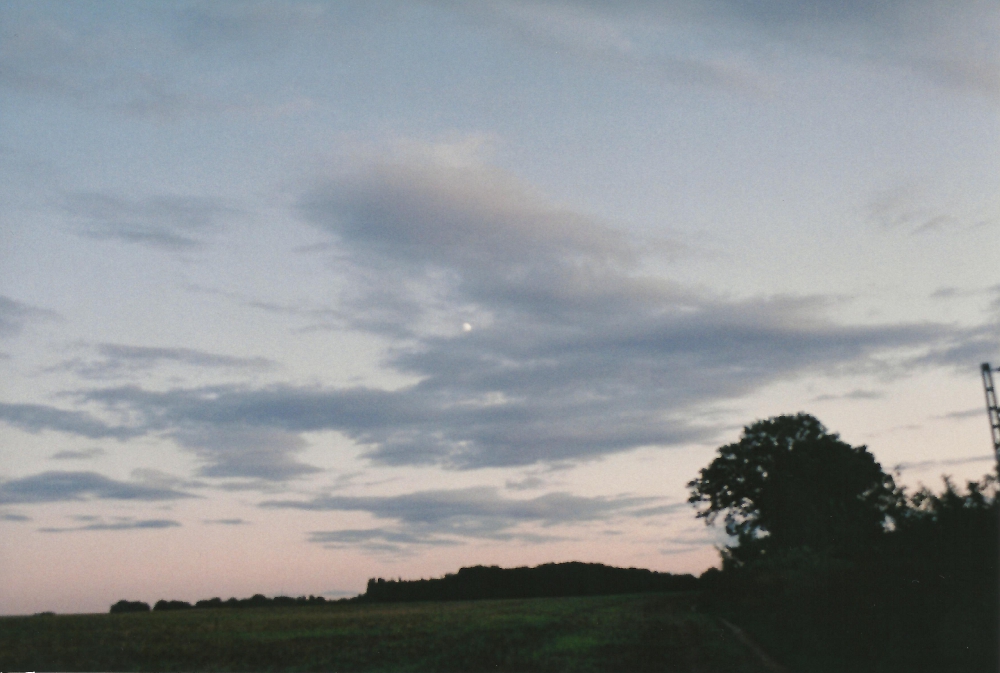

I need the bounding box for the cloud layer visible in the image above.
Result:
[264,486,664,552]
[1,160,994,476]
[0,471,194,504]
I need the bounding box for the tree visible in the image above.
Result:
[688,413,899,563]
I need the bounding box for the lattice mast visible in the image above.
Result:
[982,363,1000,459]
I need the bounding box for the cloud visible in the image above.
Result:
[893,455,995,473]
[173,1,329,54]
[307,528,464,554]
[19,158,982,470]
[54,343,276,380]
[39,518,181,533]
[812,389,884,402]
[0,403,139,440]
[1,512,31,522]
[934,408,985,421]
[0,295,59,339]
[0,471,195,504]
[443,0,999,97]
[63,192,237,249]
[203,518,250,525]
[0,7,200,116]
[505,476,547,491]
[0,3,335,118]
[170,425,321,481]
[50,447,105,460]
[447,1,772,94]
[267,486,660,551]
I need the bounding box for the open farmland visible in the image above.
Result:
[1,592,771,672]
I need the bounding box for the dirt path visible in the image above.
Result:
[717,617,790,673]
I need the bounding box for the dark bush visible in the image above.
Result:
[153,599,192,611]
[109,600,150,614]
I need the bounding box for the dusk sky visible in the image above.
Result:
[1,0,998,616]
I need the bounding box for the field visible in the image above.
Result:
[0,592,772,672]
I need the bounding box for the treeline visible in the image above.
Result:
[110,593,341,614]
[363,562,698,603]
[109,562,697,614]
[701,472,998,673]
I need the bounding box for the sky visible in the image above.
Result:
[1,0,998,616]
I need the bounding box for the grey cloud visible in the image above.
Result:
[50,447,105,460]
[264,487,651,524]
[39,518,181,533]
[0,471,194,504]
[935,408,985,421]
[0,4,339,117]
[64,192,236,249]
[203,518,249,525]
[894,455,995,472]
[170,425,321,481]
[0,8,201,116]
[272,486,652,550]
[445,1,772,93]
[505,476,547,491]
[630,502,690,517]
[0,295,59,339]
[174,2,329,54]
[57,160,992,469]
[308,528,464,554]
[1,513,31,522]
[56,343,275,379]
[0,402,140,440]
[457,0,998,97]
[813,389,884,402]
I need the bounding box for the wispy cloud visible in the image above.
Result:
[934,408,986,421]
[449,0,999,97]
[8,159,992,472]
[63,192,237,250]
[893,455,995,473]
[1,512,31,522]
[0,403,139,440]
[39,518,181,533]
[0,295,60,339]
[0,471,195,504]
[50,447,105,461]
[266,486,684,552]
[54,343,275,380]
[812,389,884,402]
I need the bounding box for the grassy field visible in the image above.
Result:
[0,592,772,672]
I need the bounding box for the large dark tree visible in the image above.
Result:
[688,413,899,563]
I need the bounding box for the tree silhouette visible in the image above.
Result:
[688,413,899,563]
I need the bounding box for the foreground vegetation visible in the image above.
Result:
[0,592,770,672]
[691,413,999,673]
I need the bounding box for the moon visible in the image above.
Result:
[462,322,473,332]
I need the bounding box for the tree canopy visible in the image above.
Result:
[688,413,899,562]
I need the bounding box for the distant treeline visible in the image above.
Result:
[363,562,698,603]
[109,562,698,614]
[110,594,340,613]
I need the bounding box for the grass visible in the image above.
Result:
[1,592,773,672]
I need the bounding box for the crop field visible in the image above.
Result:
[0,592,771,672]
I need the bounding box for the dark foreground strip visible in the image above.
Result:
[717,617,790,673]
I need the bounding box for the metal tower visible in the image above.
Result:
[982,363,1000,458]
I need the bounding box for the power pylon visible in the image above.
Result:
[982,363,1000,459]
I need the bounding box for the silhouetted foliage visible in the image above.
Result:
[688,412,899,564]
[142,593,337,612]
[109,600,150,614]
[153,600,192,611]
[362,562,698,603]
[692,413,998,672]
